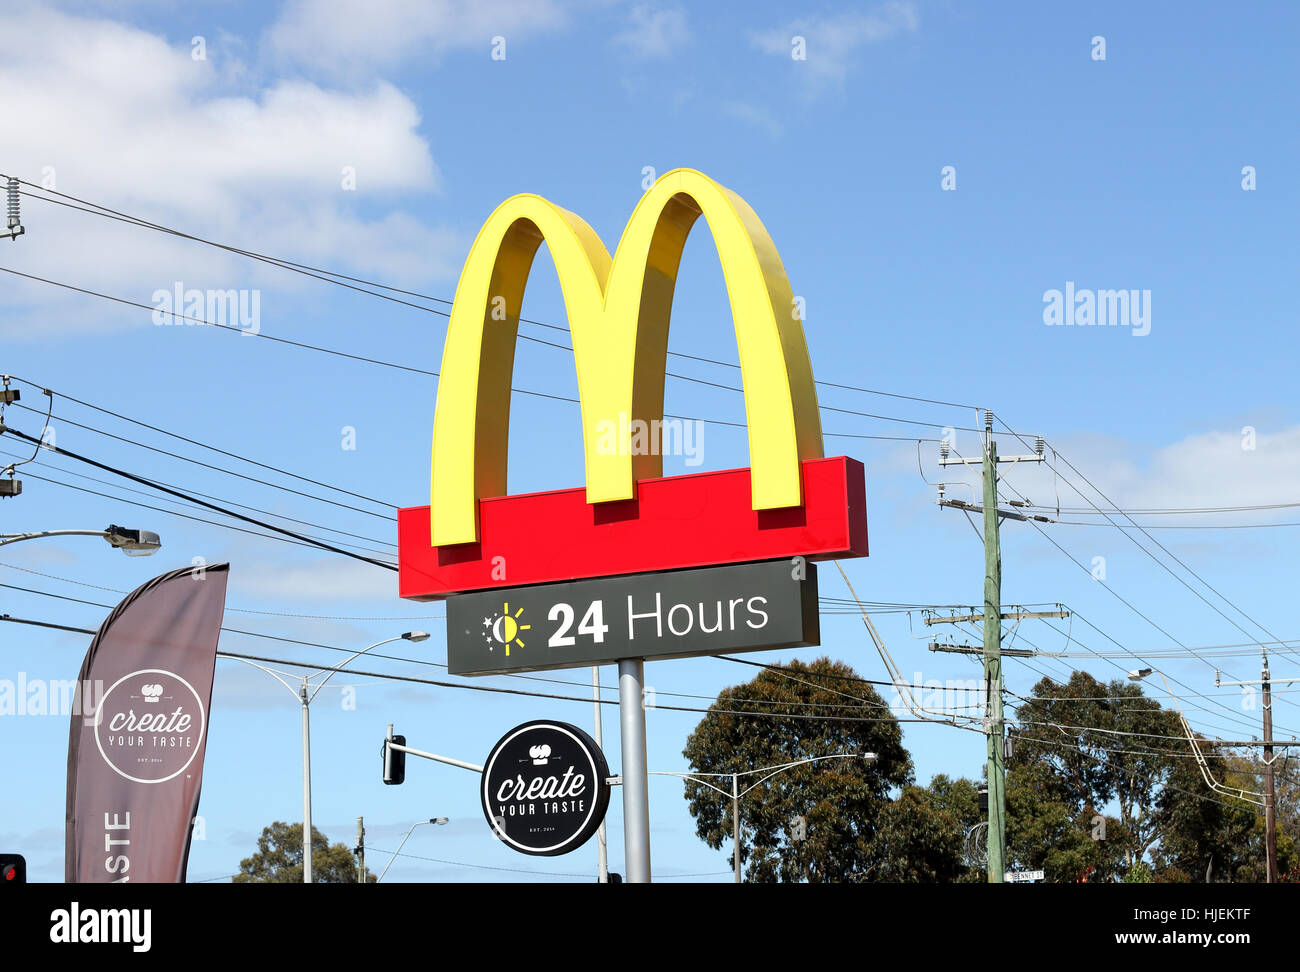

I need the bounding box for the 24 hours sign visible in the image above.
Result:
[446,559,819,676]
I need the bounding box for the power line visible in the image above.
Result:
[1011,732,1260,813]
[999,419,1288,656]
[0,445,396,553]
[0,423,397,570]
[0,610,967,725]
[7,177,981,415]
[8,398,395,523]
[5,376,400,509]
[1,267,945,443]
[1019,502,1300,516]
[10,466,398,561]
[960,434,1300,724]
[0,558,939,627]
[366,845,597,880]
[1051,519,1300,530]
[933,447,1286,738]
[957,612,1292,741]
[0,577,944,709]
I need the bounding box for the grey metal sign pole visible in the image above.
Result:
[618,658,651,883]
[593,666,609,883]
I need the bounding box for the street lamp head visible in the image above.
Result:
[858,750,878,761]
[103,525,162,556]
[403,631,431,643]
[430,817,449,825]
[1128,668,1154,681]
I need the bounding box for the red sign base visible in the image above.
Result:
[398,456,867,601]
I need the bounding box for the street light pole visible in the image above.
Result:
[591,665,609,883]
[226,631,430,884]
[301,677,313,884]
[732,772,740,884]
[653,752,877,883]
[0,525,162,554]
[377,817,448,883]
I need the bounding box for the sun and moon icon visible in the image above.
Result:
[482,602,530,656]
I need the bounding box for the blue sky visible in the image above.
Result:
[2,0,1298,882]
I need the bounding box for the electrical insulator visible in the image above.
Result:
[5,178,22,241]
[1035,436,1045,457]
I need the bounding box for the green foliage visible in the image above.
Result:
[1004,760,1121,882]
[872,785,968,882]
[921,774,984,882]
[1010,671,1281,882]
[681,657,912,882]
[1153,752,1298,882]
[1009,672,1190,879]
[682,662,1286,883]
[234,821,376,883]
[1125,861,1153,883]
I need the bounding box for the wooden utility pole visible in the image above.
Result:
[1214,658,1300,883]
[355,816,365,884]
[982,436,1006,883]
[936,410,1052,882]
[1263,662,1276,883]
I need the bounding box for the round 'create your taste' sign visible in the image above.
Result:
[480,720,611,856]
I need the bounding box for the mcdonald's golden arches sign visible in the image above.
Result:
[398,169,866,599]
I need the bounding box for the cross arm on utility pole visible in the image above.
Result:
[932,412,1059,883]
[1197,740,1300,748]
[1213,657,1298,884]
[928,642,1038,658]
[938,451,1046,469]
[923,609,1070,626]
[1215,670,1300,689]
[937,499,1053,523]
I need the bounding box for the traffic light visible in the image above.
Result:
[383,734,406,785]
[1,854,26,884]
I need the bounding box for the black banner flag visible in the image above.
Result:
[65,563,229,882]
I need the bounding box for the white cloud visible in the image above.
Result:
[721,100,783,138]
[230,555,401,604]
[267,0,569,74]
[0,5,455,337]
[922,424,1300,526]
[750,1,918,91]
[612,4,690,59]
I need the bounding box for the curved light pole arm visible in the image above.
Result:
[306,636,403,703]
[223,656,306,701]
[738,754,864,799]
[0,530,114,547]
[377,822,425,883]
[648,770,733,798]
[651,753,874,799]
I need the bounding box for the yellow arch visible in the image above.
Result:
[430,168,823,546]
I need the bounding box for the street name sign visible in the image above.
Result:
[1005,870,1046,883]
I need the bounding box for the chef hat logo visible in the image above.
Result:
[140,683,164,703]
[529,744,552,765]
